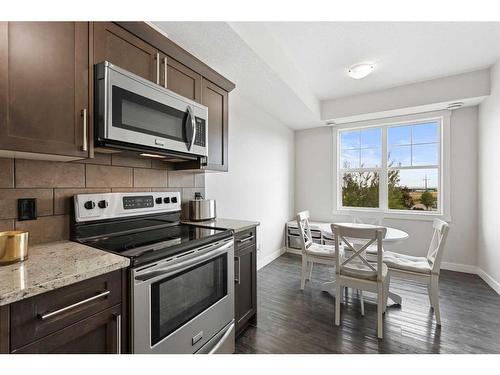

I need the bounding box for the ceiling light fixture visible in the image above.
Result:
[347,63,374,79]
[446,102,464,110]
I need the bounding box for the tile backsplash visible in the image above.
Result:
[0,154,205,244]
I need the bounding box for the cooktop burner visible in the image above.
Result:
[85,224,228,259]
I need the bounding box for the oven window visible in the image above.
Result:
[112,86,187,142]
[150,254,227,346]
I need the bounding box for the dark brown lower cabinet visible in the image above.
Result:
[234,228,257,336]
[0,269,125,354]
[12,305,121,354]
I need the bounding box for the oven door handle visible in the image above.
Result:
[135,240,232,283]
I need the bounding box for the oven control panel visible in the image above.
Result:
[123,195,155,210]
[74,192,181,222]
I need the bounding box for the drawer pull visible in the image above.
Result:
[155,53,160,85]
[115,313,122,354]
[82,108,88,152]
[234,256,241,284]
[163,56,168,88]
[38,290,111,320]
[237,235,254,244]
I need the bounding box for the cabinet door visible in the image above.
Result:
[202,78,228,171]
[12,305,121,354]
[93,22,159,83]
[161,55,201,103]
[234,244,257,336]
[0,22,89,158]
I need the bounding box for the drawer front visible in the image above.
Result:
[288,226,321,239]
[287,235,302,250]
[10,270,122,350]
[12,304,121,354]
[235,227,257,252]
[288,235,322,250]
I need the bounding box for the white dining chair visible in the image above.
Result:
[383,218,449,325]
[333,224,390,339]
[296,211,337,290]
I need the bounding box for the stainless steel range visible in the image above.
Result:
[70,192,235,354]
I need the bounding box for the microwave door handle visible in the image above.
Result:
[186,105,196,151]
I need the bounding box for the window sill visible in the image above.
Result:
[334,208,451,222]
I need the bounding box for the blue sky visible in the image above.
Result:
[341,122,439,188]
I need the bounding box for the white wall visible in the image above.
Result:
[206,91,295,269]
[478,60,500,293]
[295,106,478,271]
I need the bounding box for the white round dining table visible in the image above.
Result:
[319,222,409,243]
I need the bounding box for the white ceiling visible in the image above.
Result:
[152,22,321,129]
[262,22,500,100]
[153,22,500,129]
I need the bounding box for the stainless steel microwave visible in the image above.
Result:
[95,61,208,157]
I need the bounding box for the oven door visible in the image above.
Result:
[97,62,207,157]
[132,238,234,354]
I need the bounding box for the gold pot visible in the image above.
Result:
[0,231,29,266]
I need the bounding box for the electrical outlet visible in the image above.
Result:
[18,198,37,221]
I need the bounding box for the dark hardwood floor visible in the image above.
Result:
[235,253,500,354]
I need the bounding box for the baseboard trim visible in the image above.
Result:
[257,247,287,270]
[286,248,500,295]
[477,268,500,295]
[286,248,301,256]
[441,261,477,274]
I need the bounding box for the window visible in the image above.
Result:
[337,116,443,215]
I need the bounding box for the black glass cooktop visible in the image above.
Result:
[78,219,232,266]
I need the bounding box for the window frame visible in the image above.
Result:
[333,111,451,221]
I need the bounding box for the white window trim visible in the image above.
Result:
[332,110,451,222]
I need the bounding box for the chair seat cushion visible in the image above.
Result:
[383,251,432,274]
[305,243,336,258]
[340,262,388,281]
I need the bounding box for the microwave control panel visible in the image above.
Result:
[194,117,206,147]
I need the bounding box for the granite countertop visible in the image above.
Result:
[0,241,130,306]
[182,218,260,233]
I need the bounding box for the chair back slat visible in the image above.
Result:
[296,211,313,251]
[426,218,450,273]
[333,224,386,281]
[352,214,384,226]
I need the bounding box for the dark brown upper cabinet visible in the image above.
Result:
[93,22,159,84]
[113,22,232,172]
[163,55,202,103]
[202,78,229,171]
[0,22,90,159]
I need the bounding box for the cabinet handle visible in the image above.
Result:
[237,235,254,244]
[115,313,121,354]
[163,57,168,88]
[234,256,241,284]
[38,290,110,320]
[155,53,160,85]
[82,108,88,152]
